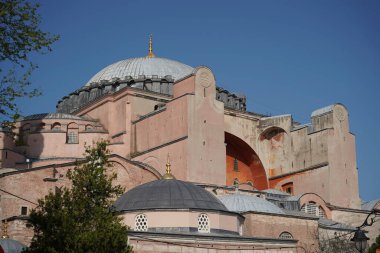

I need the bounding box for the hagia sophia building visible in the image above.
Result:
[0,36,379,253]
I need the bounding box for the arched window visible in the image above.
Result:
[85,124,94,131]
[37,123,46,131]
[134,214,148,231]
[66,123,79,144]
[51,122,61,131]
[198,213,210,233]
[279,232,293,239]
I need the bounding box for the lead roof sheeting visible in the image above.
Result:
[0,239,27,253]
[218,194,285,215]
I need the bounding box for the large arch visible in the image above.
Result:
[225,132,268,190]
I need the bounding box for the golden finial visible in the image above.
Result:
[147,34,155,58]
[2,220,9,239]
[162,154,175,180]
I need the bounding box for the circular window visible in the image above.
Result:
[134,213,148,231]
[198,213,210,233]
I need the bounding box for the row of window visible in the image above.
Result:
[134,213,294,239]
[19,123,97,144]
[134,213,210,233]
[21,123,95,132]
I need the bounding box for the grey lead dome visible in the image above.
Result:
[0,239,27,253]
[85,57,194,86]
[113,179,228,212]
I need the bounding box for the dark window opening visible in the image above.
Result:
[282,182,294,195]
[233,158,239,172]
[21,206,27,215]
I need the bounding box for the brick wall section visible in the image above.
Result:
[129,238,296,253]
[0,219,33,245]
[243,212,320,252]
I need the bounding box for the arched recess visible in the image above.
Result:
[225,132,268,190]
[298,193,331,219]
[258,126,288,176]
[108,155,161,191]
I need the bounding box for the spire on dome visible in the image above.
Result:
[162,153,175,180]
[147,34,155,58]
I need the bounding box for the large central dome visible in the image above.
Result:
[85,57,193,86]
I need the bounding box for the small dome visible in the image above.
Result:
[0,239,27,253]
[219,194,285,214]
[85,57,193,86]
[114,179,228,212]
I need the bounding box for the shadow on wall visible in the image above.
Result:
[225,132,268,190]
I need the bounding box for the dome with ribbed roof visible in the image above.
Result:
[85,57,193,86]
[113,179,228,212]
[219,194,285,214]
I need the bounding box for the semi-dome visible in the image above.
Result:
[219,194,285,215]
[85,57,193,86]
[113,179,228,212]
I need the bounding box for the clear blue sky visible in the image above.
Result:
[19,0,380,201]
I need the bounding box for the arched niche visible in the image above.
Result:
[259,127,286,142]
[225,132,268,190]
[258,126,289,175]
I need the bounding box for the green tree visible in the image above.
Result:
[368,233,380,253]
[24,141,132,253]
[0,0,58,124]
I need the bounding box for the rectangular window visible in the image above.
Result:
[233,158,239,172]
[67,132,78,144]
[21,206,28,215]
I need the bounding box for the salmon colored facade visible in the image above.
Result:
[0,52,379,252]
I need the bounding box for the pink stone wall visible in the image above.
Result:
[133,96,188,155]
[186,68,226,185]
[243,212,320,252]
[129,238,297,253]
[122,210,239,233]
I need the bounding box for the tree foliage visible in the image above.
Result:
[368,233,380,253]
[317,232,357,253]
[24,141,132,253]
[0,0,58,124]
